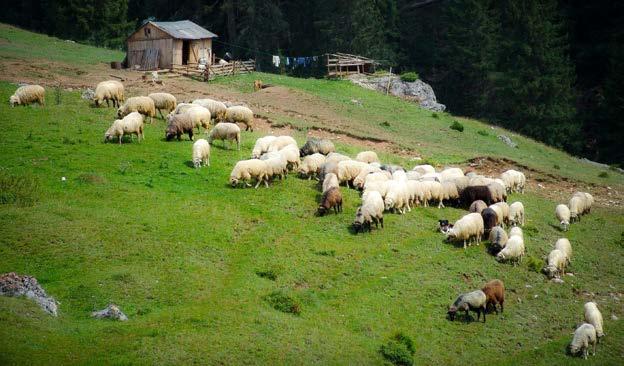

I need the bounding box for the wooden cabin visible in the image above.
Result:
[126,20,217,70]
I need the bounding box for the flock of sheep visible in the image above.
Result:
[8,82,605,359]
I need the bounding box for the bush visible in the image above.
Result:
[598,172,609,178]
[380,121,391,128]
[264,290,301,315]
[477,130,489,136]
[450,120,464,132]
[526,256,544,273]
[400,72,419,82]
[0,170,39,206]
[380,332,415,366]
[553,164,560,170]
[256,269,277,281]
[431,112,439,119]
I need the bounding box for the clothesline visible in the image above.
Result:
[212,39,324,65]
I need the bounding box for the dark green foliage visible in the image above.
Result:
[450,120,464,132]
[400,72,419,82]
[379,332,415,366]
[526,256,544,273]
[598,172,609,178]
[256,269,277,281]
[0,170,39,206]
[380,121,391,127]
[477,130,489,136]
[264,290,301,315]
[431,112,439,119]
[553,164,560,170]
[314,249,336,257]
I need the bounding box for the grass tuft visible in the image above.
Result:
[450,120,464,132]
[256,269,278,281]
[76,173,106,185]
[380,332,415,366]
[0,170,39,206]
[598,172,609,178]
[526,256,544,273]
[477,130,489,136]
[264,290,301,315]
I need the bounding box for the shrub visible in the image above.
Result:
[314,250,336,257]
[380,332,415,366]
[553,164,560,170]
[264,290,301,315]
[477,130,489,136]
[431,112,439,119]
[0,170,39,206]
[598,172,609,178]
[380,121,391,127]
[526,256,544,273]
[450,120,464,132]
[256,269,277,281]
[400,72,419,82]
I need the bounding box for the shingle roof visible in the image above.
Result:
[150,20,217,40]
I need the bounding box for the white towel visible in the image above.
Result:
[272,55,280,67]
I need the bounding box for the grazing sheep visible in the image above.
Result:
[487,182,507,203]
[584,302,604,340]
[421,172,442,182]
[392,170,408,182]
[353,166,383,189]
[461,185,496,206]
[299,153,327,179]
[421,180,444,208]
[300,138,336,156]
[267,135,298,152]
[117,96,156,123]
[192,139,210,168]
[185,106,212,131]
[441,181,460,207]
[104,112,144,144]
[384,180,411,214]
[278,144,301,171]
[353,191,384,233]
[492,202,510,227]
[469,175,493,187]
[172,103,194,115]
[440,167,464,181]
[488,226,508,254]
[322,173,339,193]
[481,279,505,314]
[207,123,241,150]
[554,238,572,265]
[496,235,524,265]
[445,213,485,249]
[569,323,597,359]
[501,169,526,193]
[217,105,254,131]
[406,170,422,180]
[363,180,390,199]
[318,161,339,183]
[406,180,425,207]
[469,200,487,214]
[412,164,435,175]
[165,113,195,141]
[325,152,351,164]
[447,290,487,322]
[509,202,525,226]
[556,204,571,231]
[251,136,277,158]
[317,187,343,216]
[261,152,288,180]
[148,92,177,118]
[355,151,380,164]
[509,226,523,239]
[94,81,124,107]
[229,159,270,188]
[568,196,584,223]
[488,204,505,229]
[543,249,567,278]
[337,160,368,188]
[193,98,227,121]
[380,164,405,174]
[10,84,45,107]
[481,208,499,234]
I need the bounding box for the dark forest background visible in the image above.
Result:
[2,0,622,164]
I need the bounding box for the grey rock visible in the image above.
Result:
[497,135,518,148]
[92,304,128,321]
[81,88,95,101]
[0,272,58,316]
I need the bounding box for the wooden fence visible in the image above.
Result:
[171,60,255,81]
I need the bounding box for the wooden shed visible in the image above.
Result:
[126,20,217,70]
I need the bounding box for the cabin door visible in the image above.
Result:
[182,40,190,65]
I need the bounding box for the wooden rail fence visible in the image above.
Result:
[171,60,255,81]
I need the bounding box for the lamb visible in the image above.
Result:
[461,185,496,206]
[488,226,508,254]
[192,139,210,168]
[251,136,277,158]
[447,290,487,323]
[165,113,195,141]
[509,226,523,239]
[481,208,499,234]
[412,164,435,175]
[93,81,124,107]
[355,151,380,164]
[298,153,327,179]
[229,159,270,188]
[10,84,46,107]
[207,123,241,150]
[492,202,510,227]
[317,187,343,216]
[469,200,487,214]
[185,106,212,131]
[148,92,177,118]
[496,235,524,265]
[299,138,336,156]
[543,249,567,278]
[508,201,525,226]
[384,180,411,214]
[322,173,339,193]
[556,204,571,231]
[569,323,597,359]
[325,152,351,164]
[261,152,288,180]
[217,105,254,131]
[337,160,369,188]
[353,191,384,233]
[104,111,144,144]
[445,213,485,249]
[267,135,298,152]
[192,98,227,121]
[117,96,156,123]
[584,302,605,340]
[481,279,505,314]
[554,238,572,265]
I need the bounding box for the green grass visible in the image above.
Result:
[0,82,622,365]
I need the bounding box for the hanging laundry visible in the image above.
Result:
[297,57,306,66]
[285,57,290,66]
[272,55,280,67]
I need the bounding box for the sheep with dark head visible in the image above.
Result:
[317,187,343,216]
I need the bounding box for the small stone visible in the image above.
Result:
[92,304,128,321]
[534,294,539,298]
[525,284,532,288]
[611,314,618,321]
[61,177,66,182]
[566,272,574,276]
[551,278,565,284]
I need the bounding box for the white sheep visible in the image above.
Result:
[185,106,212,131]
[363,180,390,199]
[355,151,380,164]
[298,153,326,179]
[251,136,277,159]
[489,226,508,250]
[500,169,526,193]
[492,202,510,226]
[207,123,241,150]
[173,103,195,115]
[568,196,584,223]
[278,144,301,171]
[569,323,597,359]
[446,213,485,248]
[543,249,567,278]
[322,173,339,193]
[392,170,408,182]
[229,159,270,188]
[267,135,298,152]
[509,226,523,239]
[421,180,443,208]
[218,105,254,131]
[325,152,351,164]
[384,180,410,214]
[117,96,156,123]
[261,152,288,180]
[488,204,505,228]
[94,81,124,107]
[353,165,383,189]
[406,170,421,180]
[555,204,570,231]
[496,235,524,264]
[406,180,425,207]
[10,84,45,107]
[441,181,459,206]
[148,92,177,118]
[192,139,210,168]
[440,167,464,181]
[193,98,227,121]
[412,164,435,175]
[554,238,572,265]
[104,112,144,144]
[509,201,525,226]
[353,190,384,233]
[584,302,604,339]
[337,160,368,188]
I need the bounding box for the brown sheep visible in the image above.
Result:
[317,187,343,216]
[165,114,195,141]
[481,279,505,314]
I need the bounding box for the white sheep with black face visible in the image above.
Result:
[353,190,384,233]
